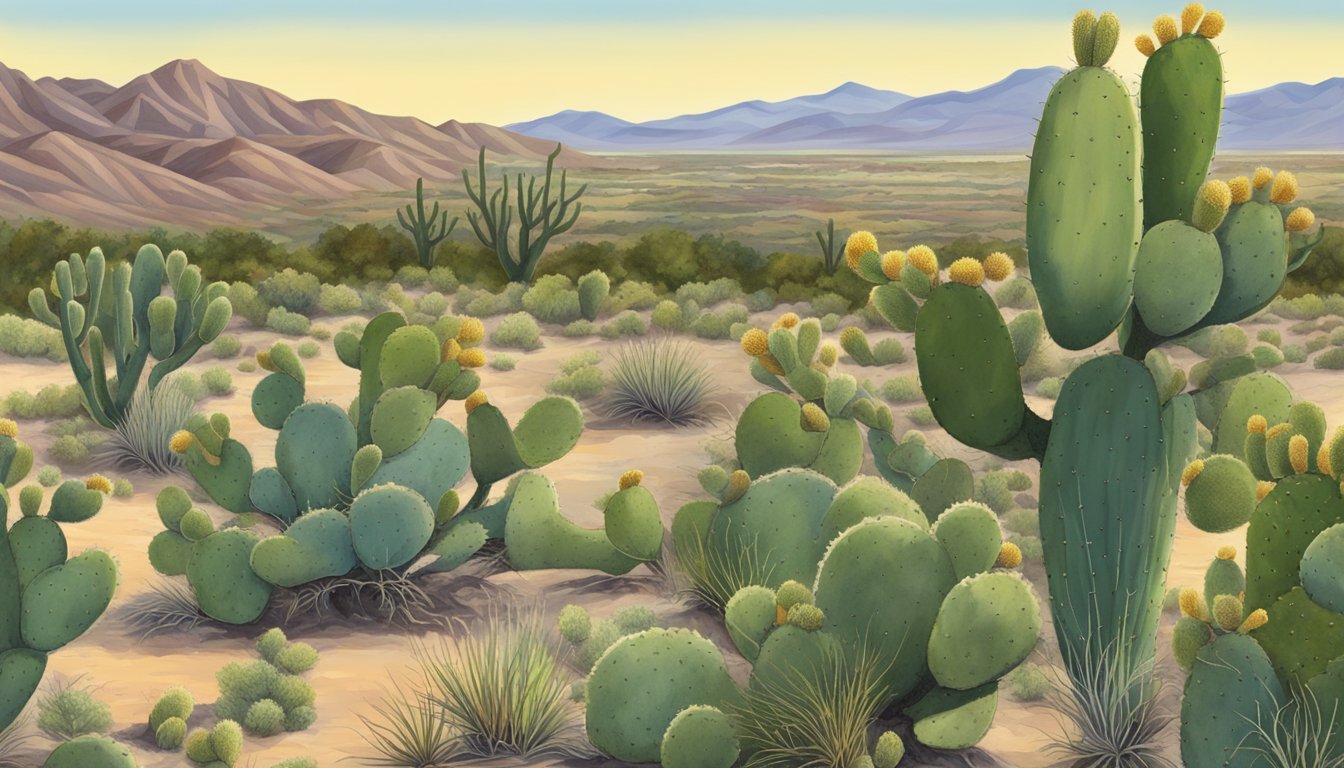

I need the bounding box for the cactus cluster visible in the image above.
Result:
[556,604,660,674]
[215,628,319,737]
[0,421,118,733]
[156,311,661,623]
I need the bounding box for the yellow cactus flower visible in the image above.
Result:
[907,245,938,276]
[1197,9,1225,37]
[1153,15,1179,44]
[1179,587,1208,620]
[880,250,906,280]
[169,430,195,454]
[1286,207,1316,233]
[983,252,1015,282]
[441,338,462,362]
[1237,608,1268,634]
[1181,459,1205,487]
[1213,595,1244,631]
[845,231,879,271]
[818,344,838,368]
[456,317,486,345]
[1135,34,1157,57]
[774,312,801,330]
[1253,167,1274,189]
[0,418,17,438]
[948,257,986,287]
[464,390,489,414]
[1265,423,1292,440]
[1247,414,1268,434]
[1320,443,1334,477]
[758,352,786,376]
[1228,176,1251,204]
[84,474,113,494]
[457,348,487,369]
[256,350,275,371]
[1271,170,1298,204]
[1256,480,1276,501]
[801,403,831,432]
[1193,179,1232,232]
[740,328,769,357]
[995,542,1023,569]
[1181,2,1205,33]
[619,469,644,490]
[1216,545,1237,561]
[1290,435,1310,474]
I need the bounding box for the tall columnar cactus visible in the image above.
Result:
[814,218,847,276]
[27,245,232,429]
[160,312,661,624]
[848,4,1325,719]
[396,177,458,269]
[0,420,118,732]
[462,144,586,283]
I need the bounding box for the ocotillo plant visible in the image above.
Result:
[462,143,586,283]
[27,245,232,429]
[814,218,846,275]
[395,177,457,269]
[848,3,1324,730]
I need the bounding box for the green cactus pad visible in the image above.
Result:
[1290,401,1328,459]
[1140,34,1223,231]
[821,476,926,541]
[671,501,716,574]
[513,396,584,468]
[931,503,1002,580]
[910,458,974,523]
[20,549,115,651]
[1213,373,1292,459]
[250,509,358,587]
[46,480,103,523]
[905,682,999,750]
[928,572,1041,690]
[1245,473,1344,612]
[870,283,919,332]
[603,486,663,561]
[148,530,193,576]
[735,393,824,478]
[1180,634,1283,768]
[1183,454,1257,533]
[1133,221,1224,336]
[379,325,441,389]
[1206,201,1289,326]
[749,625,843,694]
[185,439,255,514]
[42,735,138,768]
[248,468,298,525]
[724,585,776,662]
[0,648,46,733]
[251,372,305,430]
[370,386,436,458]
[275,403,357,512]
[188,529,272,624]
[915,284,1025,450]
[350,444,383,493]
[348,485,436,570]
[1007,310,1043,367]
[585,628,740,763]
[660,705,739,768]
[420,520,488,573]
[707,468,838,588]
[1172,616,1212,672]
[368,419,469,507]
[466,403,527,485]
[505,473,643,575]
[1252,586,1344,685]
[1301,523,1344,613]
[809,417,864,484]
[8,517,67,591]
[1204,556,1246,609]
[156,486,192,529]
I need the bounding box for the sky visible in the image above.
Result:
[2,1,1341,125]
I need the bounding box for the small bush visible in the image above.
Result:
[1036,377,1064,399]
[1283,344,1308,363]
[600,310,648,339]
[612,606,657,635]
[4,383,84,420]
[675,278,742,308]
[547,366,604,400]
[1252,344,1284,369]
[202,367,234,395]
[1009,534,1043,562]
[0,314,67,360]
[1314,348,1344,370]
[112,478,134,498]
[490,354,516,371]
[429,265,459,292]
[996,278,1037,309]
[211,334,242,358]
[258,269,321,314]
[317,284,362,314]
[296,341,320,359]
[523,275,583,325]
[606,338,714,425]
[745,288,778,312]
[1181,325,1248,358]
[37,683,113,740]
[491,312,543,351]
[691,305,749,340]
[1004,508,1039,536]
[1005,662,1052,702]
[808,293,851,317]
[606,281,661,313]
[1307,333,1331,353]
[879,375,922,403]
[37,466,61,486]
[651,300,685,332]
[418,291,450,318]
[907,405,936,426]
[266,307,311,336]
[394,265,430,287]
[819,313,842,332]
[228,282,270,327]
[456,283,526,317]
[238,359,258,373]
[1257,328,1282,347]
[561,320,598,337]
[561,350,602,374]
[1274,293,1326,320]
[50,435,90,465]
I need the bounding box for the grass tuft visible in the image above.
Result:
[605,338,715,426]
[98,377,196,474]
[121,578,211,638]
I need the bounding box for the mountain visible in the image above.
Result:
[0,58,594,229]
[508,67,1344,151]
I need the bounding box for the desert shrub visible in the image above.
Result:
[0,314,67,360]
[1314,348,1344,370]
[606,338,714,425]
[238,359,258,373]
[907,405,936,427]
[691,305,750,340]
[556,604,661,675]
[173,373,206,401]
[215,628,318,738]
[745,288,778,312]
[490,354,516,372]
[1307,333,1331,353]
[560,351,602,374]
[1035,377,1064,399]
[819,313,842,332]
[227,282,270,327]
[1005,662,1052,702]
[111,478,134,498]
[359,679,457,768]
[547,357,604,400]
[996,277,1038,309]
[296,341,320,359]
[1010,534,1043,562]
[1331,326,1344,347]
[416,292,449,318]
[317,284,362,314]
[808,293,851,317]
[491,312,543,351]
[429,265,459,293]
[258,269,321,314]
[36,466,61,486]
[37,683,113,740]
[394,265,430,287]
[1257,328,1282,347]
[1252,344,1284,369]
[1004,507,1040,536]
[266,307,311,336]
[879,375,922,403]
[872,337,905,364]
[456,283,526,317]
[1283,344,1308,364]
[1273,293,1326,320]
[49,435,90,465]
[309,326,330,341]
[600,311,648,339]
[4,383,84,420]
[978,471,1017,514]
[561,320,598,338]
[202,367,234,395]
[211,334,242,358]
[675,278,743,308]
[1291,320,1320,335]
[1181,325,1248,358]
[606,281,661,313]
[651,300,685,332]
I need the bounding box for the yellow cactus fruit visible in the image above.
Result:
[845,231,879,271]
[775,605,788,625]
[801,403,831,433]
[456,317,486,345]
[1197,9,1225,38]
[169,430,195,454]
[84,474,113,494]
[948,257,986,287]
[1320,443,1334,477]
[1256,480,1276,501]
[880,250,906,280]
[1212,595,1244,632]
[256,350,275,371]
[983,252,1015,282]
[1181,459,1205,487]
[740,328,769,357]
[1286,207,1315,233]
[1265,422,1291,441]
[1135,34,1157,57]
[757,352,786,376]
[1252,167,1274,189]
[1271,170,1298,204]
[1237,608,1268,634]
[787,604,826,631]
[1193,179,1233,233]
[1290,434,1310,474]
[1181,2,1205,33]
[457,348,487,369]
[1216,545,1237,561]
[907,245,938,276]
[0,418,17,438]
[996,542,1023,569]
[619,469,644,490]
[774,312,801,330]
[724,469,751,504]
[1247,414,1268,434]
[1153,15,1179,44]
[1228,176,1251,204]
[1179,587,1208,620]
[464,390,489,414]
[818,344,838,368]
[441,338,462,362]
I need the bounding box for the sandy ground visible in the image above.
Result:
[1,305,1340,768]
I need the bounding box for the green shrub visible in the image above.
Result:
[491,312,543,350]
[1273,293,1326,320]
[4,383,84,420]
[879,375,922,403]
[1307,333,1331,353]
[819,313,841,332]
[238,359,258,373]
[310,326,330,341]
[561,320,598,337]
[266,307,311,336]
[490,354,516,371]
[691,305,750,340]
[600,311,648,339]
[258,269,321,314]
[1314,348,1344,370]
[606,338,714,425]
[1035,376,1064,399]
[317,283,362,314]
[50,435,90,465]
[1283,344,1308,363]
[1331,327,1344,347]
[0,314,67,360]
[675,278,742,308]
[547,356,604,400]
[907,405,936,427]
[809,293,851,317]
[456,283,526,317]
[202,367,234,395]
[745,288,778,312]
[228,282,270,327]
[1290,319,1319,335]
[295,342,320,360]
[394,265,430,287]
[557,605,591,644]
[36,466,60,486]
[1004,507,1040,536]
[1257,328,1282,347]
[1005,662,1051,702]
[429,265,459,293]
[872,337,905,364]
[37,683,113,740]
[418,291,450,318]
[1252,344,1284,369]
[612,606,657,635]
[606,281,661,312]
[977,471,1016,514]
[211,334,242,358]
[112,478,134,498]
[651,300,685,332]
[1181,325,1248,358]
[996,277,1037,309]
[1009,534,1043,562]
[561,351,602,374]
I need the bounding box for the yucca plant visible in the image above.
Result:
[359,677,458,768]
[121,578,210,638]
[605,338,715,425]
[97,375,196,474]
[1245,688,1344,768]
[676,531,776,612]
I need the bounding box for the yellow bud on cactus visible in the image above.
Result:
[1289,435,1310,474]
[457,348,487,369]
[1153,15,1179,44]
[84,474,113,494]
[1286,207,1315,233]
[1319,443,1334,477]
[1193,179,1232,233]
[256,350,274,371]
[0,418,17,438]
[1228,176,1251,204]
[1247,414,1268,434]
[1136,34,1157,56]
[758,352,786,376]
[1197,9,1225,37]
[775,605,788,626]
[818,344,838,367]
[456,317,486,345]
[880,250,906,280]
[996,542,1023,569]
[1266,423,1291,440]
[740,328,769,357]
[948,257,986,287]
[441,338,462,361]
[619,469,644,490]
[1179,588,1208,620]
[464,390,489,414]
[1213,594,1244,632]
[800,403,831,432]
[1202,180,1232,210]
[983,252,1015,282]
[1216,545,1237,561]
[1271,170,1298,204]
[774,312,800,330]
[787,604,826,632]
[907,245,938,276]
[1252,167,1274,189]
[845,231,879,271]
[1256,480,1276,501]
[725,469,751,504]
[1181,459,1205,487]
[169,430,195,454]
[1237,608,1268,634]
[1181,2,1205,33]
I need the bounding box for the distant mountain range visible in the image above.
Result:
[0,58,591,229]
[508,68,1344,152]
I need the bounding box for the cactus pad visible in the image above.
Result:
[724,585,776,662]
[660,705,739,768]
[1180,634,1283,768]
[188,530,272,624]
[41,735,138,768]
[927,572,1041,690]
[930,503,1002,580]
[1301,523,1344,613]
[348,485,436,570]
[905,682,999,750]
[20,549,117,651]
[250,509,358,587]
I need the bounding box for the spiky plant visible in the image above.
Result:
[97,375,196,474]
[121,577,210,638]
[675,531,776,613]
[605,338,715,426]
[0,714,31,768]
[35,680,113,741]
[1244,688,1344,768]
[358,678,459,768]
